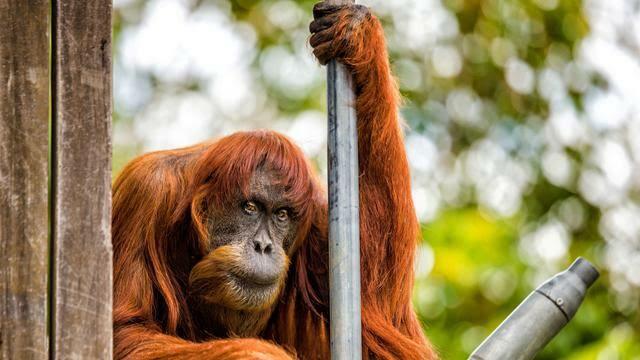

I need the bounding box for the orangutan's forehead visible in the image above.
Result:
[247,168,289,202]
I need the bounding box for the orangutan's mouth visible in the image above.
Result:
[229,271,279,288]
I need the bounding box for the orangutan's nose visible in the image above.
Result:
[252,232,273,255]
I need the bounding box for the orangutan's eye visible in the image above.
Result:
[276,209,289,222]
[243,201,258,215]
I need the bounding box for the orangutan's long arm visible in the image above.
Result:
[310,3,437,359]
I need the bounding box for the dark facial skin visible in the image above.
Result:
[207,167,299,297]
[186,167,301,338]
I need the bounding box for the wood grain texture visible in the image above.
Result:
[52,0,113,358]
[0,1,50,359]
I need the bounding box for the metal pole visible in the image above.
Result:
[469,257,599,360]
[326,0,362,358]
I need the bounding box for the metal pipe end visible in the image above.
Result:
[568,257,600,288]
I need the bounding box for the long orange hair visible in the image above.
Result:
[112,131,325,341]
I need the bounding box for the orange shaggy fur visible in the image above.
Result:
[112,6,437,360]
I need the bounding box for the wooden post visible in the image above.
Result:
[0,1,50,359]
[326,0,362,359]
[51,0,113,358]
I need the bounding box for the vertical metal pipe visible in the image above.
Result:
[326,0,362,358]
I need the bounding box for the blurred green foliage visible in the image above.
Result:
[113,0,640,358]
[420,209,639,359]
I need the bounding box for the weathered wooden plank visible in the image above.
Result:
[0,1,50,359]
[52,0,113,358]
[326,0,362,359]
